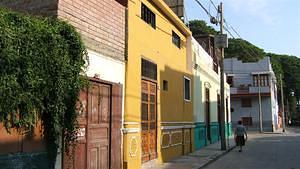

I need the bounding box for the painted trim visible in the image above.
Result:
[161,125,195,130]
[184,125,196,128]
[122,128,140,133]
[161,126,182,130]
[170,130,183,147]
[161,132,171,149]
[160,121,194,124]
[123,122,139,125]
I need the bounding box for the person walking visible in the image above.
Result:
[234,120,247,152]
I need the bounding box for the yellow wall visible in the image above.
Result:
[124,0,193,168]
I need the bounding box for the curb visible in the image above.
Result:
[198,145,236,169]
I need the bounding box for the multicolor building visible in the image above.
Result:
[123,0,193,168]
[191,36,232,150]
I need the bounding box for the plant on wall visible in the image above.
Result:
[0,8,88,168]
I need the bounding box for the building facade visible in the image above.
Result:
[224,57,279,132]
[0,0,126,169]
[191,37,232,150]
[123,0,193,168]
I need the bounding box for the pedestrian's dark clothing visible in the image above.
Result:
[236,135,245,146]
[235,124,247,147]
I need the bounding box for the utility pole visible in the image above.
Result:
[258,73,263,133]
[280,74,286,132]
[218,2,226,150]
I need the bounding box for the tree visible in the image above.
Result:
[189,20,264,62]
[225,38,265,62]
[189,20,217,36]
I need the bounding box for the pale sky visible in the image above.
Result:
[185,0,300,56]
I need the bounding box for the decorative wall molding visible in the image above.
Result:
[123,122,139,125]
[161,125,195,130]
[122,128,140,133]
[160,121,194,124]
[129,136,138,157]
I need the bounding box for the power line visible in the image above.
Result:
[209,0,218,12]
[224,19,242,39]
[194,0,213,18]
[191,0,266,70]
[223,25,235,38]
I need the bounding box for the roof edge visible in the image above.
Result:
[152,0,191,37]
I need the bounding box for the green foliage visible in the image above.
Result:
[189,20,218,36]
[269,53,300,101]
[0,8,87,168]
[225,38,264,62]
[188,20,264,62]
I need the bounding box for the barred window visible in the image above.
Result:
[142,59,157,80]
[172,31,181,48]
[141,3,156,29]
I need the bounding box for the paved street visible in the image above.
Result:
[203,127,300,169]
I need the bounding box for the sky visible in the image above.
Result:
[185,0,300,57]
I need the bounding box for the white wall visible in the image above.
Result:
[86,49,125,84]
[192,38,231,123]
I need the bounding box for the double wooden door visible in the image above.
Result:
[141,80,157,163]
[64,80,122,169]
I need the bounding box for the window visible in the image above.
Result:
[141,3,156,28]
[172,31,181,48]
[241,98,252,107]
[242,117,253,126]
[142,59,157,80]
[226,76,233,87]
[184,77,191,101]
[163,80,168,91]
[253,74,269,87]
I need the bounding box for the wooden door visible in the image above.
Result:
[64,81,122,169]
[141,80,157,163]
[87,83,110,169]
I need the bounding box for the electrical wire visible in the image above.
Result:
[209,0,218,12]
[194,0,214,19]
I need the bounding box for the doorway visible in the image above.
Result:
[141,80,157,163]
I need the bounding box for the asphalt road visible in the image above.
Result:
[203,127,300,169]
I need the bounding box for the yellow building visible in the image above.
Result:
[123,0,193,168]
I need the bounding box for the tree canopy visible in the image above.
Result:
[189,20,265,62]
[225,38,264,62]
[189,20,217,36]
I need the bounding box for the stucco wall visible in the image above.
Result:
[231,97,273,131]
[125,0,192,167]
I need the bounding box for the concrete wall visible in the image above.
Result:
[224,57,278,132]
[192,38,231,149]
[231,96,273,131]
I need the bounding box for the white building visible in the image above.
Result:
[191,37,231,150]
[224,57,279,132]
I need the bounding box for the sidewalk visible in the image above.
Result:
[142,137,236,169]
